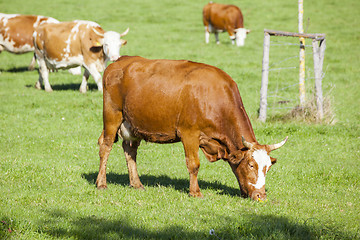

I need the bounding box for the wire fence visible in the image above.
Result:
[265,39,318,111]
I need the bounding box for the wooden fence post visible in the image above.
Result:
[298,0,306,107]
[259,31,271,122]
[312,39,326,120]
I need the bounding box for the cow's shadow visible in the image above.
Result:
[51,83,98,91]
[25,83,98,92]
[0,66,30,72]
[82,172,241,197]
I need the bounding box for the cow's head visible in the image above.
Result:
[235,28,250,47]
[228,136,288,201]
[91,27,129,62]
[103,28,129,61]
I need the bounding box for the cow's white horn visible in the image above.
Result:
[93,27,104,37]
[120,27,130,37]
[268,136,288,151]
[242,136,253,149]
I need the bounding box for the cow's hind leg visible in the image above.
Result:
[181,130,202,197]
[28,53,36,71]
[122,140,144,189]
[96,112,122,189]
[79,69,90,93]
[36,58,52,92]
[215,32,220,45]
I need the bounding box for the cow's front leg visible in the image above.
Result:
[86,64,103,92]
[228,29,236,45]
[79,69,90,93]
[182,131,202,197]
[122,140,144,189]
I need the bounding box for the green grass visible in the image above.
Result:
[1,0,359,239]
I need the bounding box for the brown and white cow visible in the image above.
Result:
[96,55,288,201]
[33,20,129,92]
[203,2,250,46]
[0,13,59,70]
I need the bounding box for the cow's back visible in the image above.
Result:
[0,14,58,53]
[104,56,244,143]
[203,3,243,30]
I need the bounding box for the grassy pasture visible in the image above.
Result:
[0,0,359,239]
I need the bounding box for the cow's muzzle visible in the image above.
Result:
[251,191,267,202]
[110,56,120,62]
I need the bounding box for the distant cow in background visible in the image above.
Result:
[33,20,129,92]
[203,2,250,46]
[0,13,59,70]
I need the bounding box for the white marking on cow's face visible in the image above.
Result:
[103,31,122,61]
[235,28,247,46]
[250,149,272,189]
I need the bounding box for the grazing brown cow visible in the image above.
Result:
[96,55,288,201]
[0,13,59,70]
[33,20,129,92]
[203,2,250,46]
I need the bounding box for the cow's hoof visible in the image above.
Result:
[35,82,41,90]
[130,184,145,191]
[45,88,53,92]
[97,185,107,190]
[189,192,204,198]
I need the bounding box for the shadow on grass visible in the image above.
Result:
[24,83,98,92]
[0,66,30,72]
[36,209,356,240]
[82,172,241,197]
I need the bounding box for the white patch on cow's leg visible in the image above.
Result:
[79,69,90,93]
[38,59,52,92]
[250,150,272,189]
[86,63,103,92]
[230,35,236,45]
[205,27,210,43]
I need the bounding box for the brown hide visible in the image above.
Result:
[97,56,287,200]
[104,55,256,151]
[203,3,244,35]
[34,21,105,67]
[0,14,58,53]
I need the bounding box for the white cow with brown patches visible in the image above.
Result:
[0,13,59,70]
[33,20,129,92]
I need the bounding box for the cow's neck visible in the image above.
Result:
[228,105,258,152]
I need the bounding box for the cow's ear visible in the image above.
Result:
[199,138,228,162]
[89,26,105,48]
[228,150,245,165]
[270,157,277,165]
[92,37,104,48]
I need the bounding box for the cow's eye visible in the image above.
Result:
[248,163,254,169]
